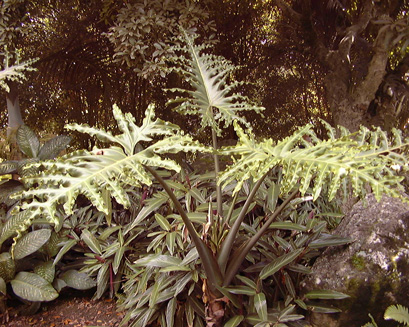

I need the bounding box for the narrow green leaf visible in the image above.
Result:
[305,302,342,313]
[224,315,244,327]
[134,254,182,268]
[13,229,51,260]
[188,187,206,203]
[294,299,307,310]
[11,272,58,302]
[53,239,77,265]
[159,265,191,273]
[235,275,257,289]
[113,246,125,274]
[269,221,307,231]
[96,263,109,299]
[81,229,102,255]
[308,234,353,248]
[254,292,268,321]
[166,232,176,256]
[259,248,304,280]
[305,289,350,300]
[173,272,193,296]
[166,297,177,327]
[224,285,256,295]
[185,298,195,327]
[181,247,199,265]
[215,286,241,308]
[155,213,171,231]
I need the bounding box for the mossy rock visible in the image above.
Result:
[302,194,409,327]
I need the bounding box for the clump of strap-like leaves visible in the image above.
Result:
[3,31,409,327]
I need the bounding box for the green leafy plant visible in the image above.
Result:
[6,32,409,326]
[0,126,94,315]
[0,124,71,207]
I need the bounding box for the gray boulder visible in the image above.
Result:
[302,194,409,327]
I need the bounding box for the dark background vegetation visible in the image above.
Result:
[1,0,408,147]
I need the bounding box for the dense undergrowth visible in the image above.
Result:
[0,31,409,327]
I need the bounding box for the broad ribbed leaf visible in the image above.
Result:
[38,135,72,160]
[0,253,15,281]
[384,304,409,325]
[13,229,51,260]
[0,161,19,175]
[34,261,55,283]
[11,272,58,302]
[60,269,96,290]
[0,211,40,247]
[305,289,349,300]
[0,180,24,206]
[259,248,304,280]
[17,125,40,158]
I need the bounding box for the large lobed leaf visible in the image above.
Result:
[14,105,209,231]
[220,121,409,201]
[167,31,264,136]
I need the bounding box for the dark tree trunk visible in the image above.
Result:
[275,0,409,133]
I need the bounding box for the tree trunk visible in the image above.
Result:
[6,81,23,162]
[6,81,23,136]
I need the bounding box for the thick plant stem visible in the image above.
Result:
[144,165,223,296]
[223,188,299,286]
[205,292,225,327]
[217,174,267,274]
[211,128,223,217]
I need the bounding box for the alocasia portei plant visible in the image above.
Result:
[2,31,409,326]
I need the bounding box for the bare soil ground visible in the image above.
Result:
[0,290,125,327]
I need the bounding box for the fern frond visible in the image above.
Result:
[384,304,409,325]
[15,105,210,231]
[220,121,409,201]
[167,31,264,135]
